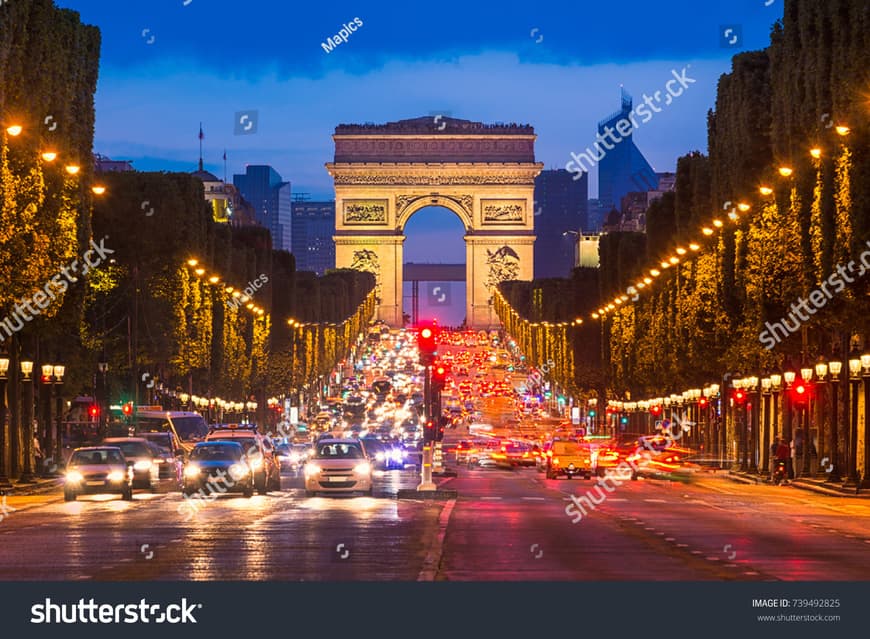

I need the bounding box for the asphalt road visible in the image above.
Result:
[2,461,869,581]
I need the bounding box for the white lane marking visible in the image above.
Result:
[418,498,456,582]
[644,499,667,503]
[607,498,628,502]
[522,497,545,501]
[665,537,676,542]
[481,496,502,500]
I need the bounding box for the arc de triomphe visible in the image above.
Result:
[327,116,542,328]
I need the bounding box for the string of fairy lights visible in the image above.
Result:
[588,122,853,322]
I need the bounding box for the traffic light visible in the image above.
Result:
[620,415,629,425]
[122,402,133,416]
[436,416,448,441]
[418,323,437,365]
[424,420,435,443]
[89,405,99,419]
[734,389,746,404]
[793,383,809,406]
[431,363,448,393]
[651,405,662,416]
[588,410,596,417]
[699,397,707,408]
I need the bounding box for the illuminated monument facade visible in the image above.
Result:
[327,116,543,328]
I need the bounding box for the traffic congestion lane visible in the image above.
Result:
[0,468,444,581]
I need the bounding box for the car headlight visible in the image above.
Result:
[133,460,152,471]
[184,465,201,478]
[289,452,301,463]
[375,452,385,461]
[353,462,372,475]
[107,470,126,482]
[228,463,250,481]
[248,456,264,470]
[66,470,83,484]
[304,463,321,477]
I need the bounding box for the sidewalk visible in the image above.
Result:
[725,469,870,498]
[0,476,63,497]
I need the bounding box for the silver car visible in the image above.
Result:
[64,446,133,501]
[303,438,373,497]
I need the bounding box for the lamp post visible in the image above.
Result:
[0,355,10,486]
[19,358,35,483]
[846,354,861,484]
[799,364,813,477]
[862,353,870,488]
[761,377,772,475]
[52,364,65,471]
[827,358,842,481]
[97,359,108,436]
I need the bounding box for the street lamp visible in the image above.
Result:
[847,354,862,483]
[828,358,843,481]
[0,355,10,485]
[19,359,35,482]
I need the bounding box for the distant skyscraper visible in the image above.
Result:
[533,169,589,279]
[597,89,658,212]
[291,201,336,275]
[233,165,292,251]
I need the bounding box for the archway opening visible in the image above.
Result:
[402,206,466,327]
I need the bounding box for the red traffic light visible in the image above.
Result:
[699,397,707,407]
[795,384,806,395]
[734,390,745,403]
[420,327,433,340]
[122,402,133,416]
[651,405,662,415]
[89,405,99,418]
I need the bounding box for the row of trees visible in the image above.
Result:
[496,0,869,408]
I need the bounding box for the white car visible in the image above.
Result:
[304,438,373,497]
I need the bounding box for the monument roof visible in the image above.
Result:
[335,116,534,136]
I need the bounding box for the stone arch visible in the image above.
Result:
[327,116,542,328]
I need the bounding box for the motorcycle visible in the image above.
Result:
[773,459,788,485]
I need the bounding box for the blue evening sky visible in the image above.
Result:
[57,0,783,266]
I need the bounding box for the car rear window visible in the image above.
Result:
[552,442,580,455]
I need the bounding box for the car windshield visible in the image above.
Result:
[107,441,151,458]
[137,416,208,441]
[191,444,242,461]
[314,443,364,459]
[210,436,258,453]
[71,449,124,465]
[552,442,581,455]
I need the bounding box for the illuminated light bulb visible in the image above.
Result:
[194,268,205,276]
[668,256,679,265]
[650,269,661,277]
[41,151,57,162]
[712,219,724,228]
[91,185,106,195]
[778,166,793,177]
[65,164,80,175]
[737,203,750,212]
[660,261,669,269]
[6,125,23,136]
[702,227,714,236]
[689,243,700,251]
[809,148,822,159]
[835,125,849,136]
[676,247,687,255]
[643,277,652,284]
[208,276,220,284]
[759,186,773,196]
[728,211,739,221]
[187,259,198,266]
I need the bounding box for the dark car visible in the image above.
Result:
[205,424,281,494]
[64,446,133,501]
[183,441,254,497]
[101,437,179,490]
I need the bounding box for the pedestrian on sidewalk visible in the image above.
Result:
[33,434,43,476]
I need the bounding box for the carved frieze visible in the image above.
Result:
[334,174,535,186]
[343,199,388,224]
[480,199,526,224]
